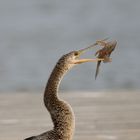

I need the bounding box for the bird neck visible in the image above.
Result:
[43,62,75,140]
[44,63,68,102]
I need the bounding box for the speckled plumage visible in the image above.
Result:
[24,51,79,140]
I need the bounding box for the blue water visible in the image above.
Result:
[0,0,140,92]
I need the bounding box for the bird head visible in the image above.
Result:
[57,49,103,70]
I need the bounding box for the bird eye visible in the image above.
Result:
[74,52,79,56]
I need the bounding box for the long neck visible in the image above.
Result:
[44,62,69,106]
[43,60,75,140]
[43,62,75,140]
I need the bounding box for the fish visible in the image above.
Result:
[95,40,117,79]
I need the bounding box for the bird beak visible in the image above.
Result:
[73,58,104,64]
[73,49,104,64]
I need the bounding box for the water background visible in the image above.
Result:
[0,0,140,92]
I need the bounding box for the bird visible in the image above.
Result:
[24,49,103,140]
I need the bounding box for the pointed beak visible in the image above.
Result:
[73,49,104,64]
[76,37,110,53]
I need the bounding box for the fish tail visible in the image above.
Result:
[95,61,101,80]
